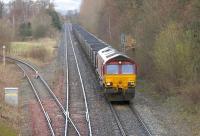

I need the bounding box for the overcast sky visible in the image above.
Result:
[53,0,82,14]
[2,0,82,14]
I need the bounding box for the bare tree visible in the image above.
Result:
[0,1,4,18]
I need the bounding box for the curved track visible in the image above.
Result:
[17,63,55,136]
[5,57,79,135]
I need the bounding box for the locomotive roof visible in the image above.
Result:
[88,43,108,51]
[97,47,130,64]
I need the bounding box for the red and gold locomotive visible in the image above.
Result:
[73,24,137,101]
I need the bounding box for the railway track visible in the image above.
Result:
[5,57,79,136]
[64,23,92,136]
[109,102,152,136]
[17,63,55,136]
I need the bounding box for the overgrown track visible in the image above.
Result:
[17,63,55,136]
[109,101,152,136]
[64,23,93,136]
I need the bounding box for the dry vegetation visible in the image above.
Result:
[8,38,57,66]
[79,0,200,134]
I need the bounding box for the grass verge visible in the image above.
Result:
[0,122,17,136]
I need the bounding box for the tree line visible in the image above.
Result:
[79,0,200,104]
[0,0,61,46]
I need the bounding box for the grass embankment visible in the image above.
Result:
[0,64,22,135]
[9,38,57,67]
[0,122,17,136]
[137,80,200,135]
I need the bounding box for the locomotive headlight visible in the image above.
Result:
[106,82,113,86]
[128,81,135,87]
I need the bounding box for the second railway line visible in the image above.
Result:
[63,23,92,136]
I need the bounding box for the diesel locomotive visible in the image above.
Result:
[72,24,137,101]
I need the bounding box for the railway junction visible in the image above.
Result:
[1,23,167,136]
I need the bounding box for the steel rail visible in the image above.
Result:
[5,56,81,136]
[33,64,81,136]
[130,106,153,136]
[109,103,127,136]
[16,63,55,136]
[64,22,69,136]
[7,57,67,116]
[68,23,93,136]
[64,23,81,136]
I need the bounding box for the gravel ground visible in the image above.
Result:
[29,100,50,136]
[113,104,146,136]
[133,90,177,136]
[19,77,34,136]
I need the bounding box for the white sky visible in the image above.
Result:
[53,0,82,14]
[2,0,82,14]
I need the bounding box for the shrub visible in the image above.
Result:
[47,9,62,30]
[153,22,192,86]
[32,24,48,39]
[22,46,49,62]
[19,22,32,38]
[182,84,200,105]
[31,12,52,39]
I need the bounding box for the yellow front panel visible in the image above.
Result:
[103,74,136,90]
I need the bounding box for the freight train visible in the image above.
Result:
[72,24,137,101]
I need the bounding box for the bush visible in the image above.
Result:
[31,12,52,39]
[153,22,192,85]
[184,84,200,105]
[32,24,48,39]
[47,9,62,30]
[19,22,32,38]
[22,46,49,62]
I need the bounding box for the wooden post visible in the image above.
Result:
[3,45,5,66]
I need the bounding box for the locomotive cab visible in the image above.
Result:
[103,56,137,101]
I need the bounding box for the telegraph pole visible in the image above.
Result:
[3,45,5,66]
[108,15,112,42]
[120,33,126,53]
